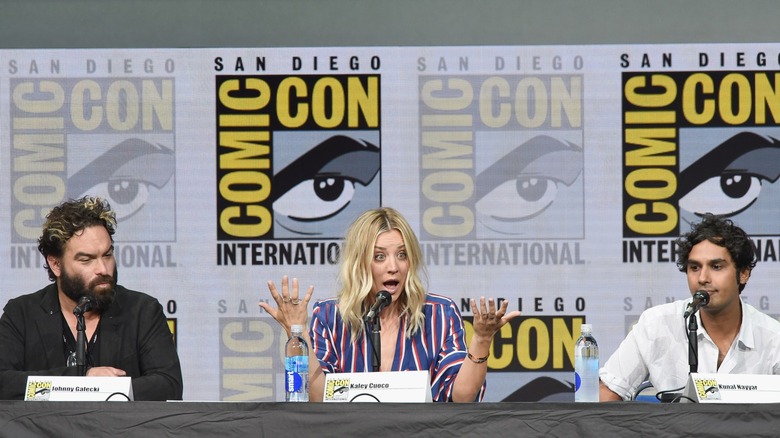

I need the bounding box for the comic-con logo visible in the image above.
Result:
[418,75,584,240]
[215,75,381,240]
[622,71,780,238]
[219,317,295,402]
[324,377,351,401]
[9,78,176,243]
[26,380,53,401]
[463,315,584,373]
[694,378,721,401]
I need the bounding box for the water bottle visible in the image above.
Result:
[574,323,599,402]
[285,324,309,402]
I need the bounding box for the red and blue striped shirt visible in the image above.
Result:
[310,293,486,402]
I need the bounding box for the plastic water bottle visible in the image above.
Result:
[574,323,599,402]
[285,324,309,402]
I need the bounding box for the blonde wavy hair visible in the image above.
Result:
[337,207,427,340]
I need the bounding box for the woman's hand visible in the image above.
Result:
[470,297,521,342]
[451,297,521,402]
[259,275,314,336]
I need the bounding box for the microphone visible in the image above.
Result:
[683,290,710,318]
[73,296,94,316]
[364,291,392,322]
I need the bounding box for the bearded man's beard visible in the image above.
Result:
[60,266,117,313]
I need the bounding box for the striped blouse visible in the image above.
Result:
[310,293,486,402]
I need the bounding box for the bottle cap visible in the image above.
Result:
[580,323,592,334]
[291,324,303,333]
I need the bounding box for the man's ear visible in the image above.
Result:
[48,255,62,278]
[739,267,751,286]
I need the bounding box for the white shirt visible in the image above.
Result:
[600,299,780,401]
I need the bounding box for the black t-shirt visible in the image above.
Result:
[61,314,101,368]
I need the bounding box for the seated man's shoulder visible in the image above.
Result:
[114,285,163,307]
[4,286,55,310]
[630,301,687,337]
[639,300,682,319]
[745,303,780,332]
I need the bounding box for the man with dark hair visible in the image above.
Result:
[599,214,780,401]
[0,196,183,401]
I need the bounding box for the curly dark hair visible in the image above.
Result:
[675,214,756,292]
[38,196,117,281]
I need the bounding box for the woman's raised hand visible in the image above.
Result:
[259,275,314,335]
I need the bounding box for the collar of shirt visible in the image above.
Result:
[697,299,752,350]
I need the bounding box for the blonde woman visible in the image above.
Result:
[261,207,520,402]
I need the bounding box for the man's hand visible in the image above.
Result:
[86,366,127,377]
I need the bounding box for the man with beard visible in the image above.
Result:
[0,196,183,400]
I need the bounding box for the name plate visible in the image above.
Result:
[25,376,134,401]
[323,370,432,403]
[683,373,780,403]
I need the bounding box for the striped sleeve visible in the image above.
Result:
[424,294,486,402]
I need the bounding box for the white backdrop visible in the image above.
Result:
[1,43,778,402]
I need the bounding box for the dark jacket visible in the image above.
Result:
[0,283,183,400]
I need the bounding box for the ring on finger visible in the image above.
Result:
[290,298,301,305]
[282,297,291,303]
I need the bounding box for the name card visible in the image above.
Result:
[683,373,780,403]
[25,376,134,401]
[323,370,432,403]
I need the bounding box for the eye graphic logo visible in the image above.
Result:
[679,131,780,233]
[68,138,175,224]
[622,70,780,238]
[271,133,380,239]
[476,135,583,237]
[215,74,380,241]
[9,77,176,243]
[419,73,583,240]
[66,137,176,241]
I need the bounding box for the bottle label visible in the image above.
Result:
[285,356,308,393]
[574,356,599,401]
[286,370,303,393]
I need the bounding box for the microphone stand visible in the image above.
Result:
[687,313,698,373]
[76,313,88,376]
[367,315,381,372]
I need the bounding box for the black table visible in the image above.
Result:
[0,401,776,437]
